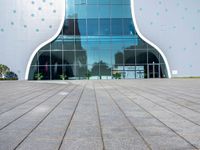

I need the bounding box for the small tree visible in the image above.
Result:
[85,71,92,80]
[60,74,67,80]
[113,72,121,79]
[0,64,10,78]
[35,73,43,80]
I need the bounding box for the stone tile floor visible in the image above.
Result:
[0,79,200,150]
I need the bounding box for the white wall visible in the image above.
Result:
[134,0,200,77]
[0,0,64,79]
[0,0,199,79]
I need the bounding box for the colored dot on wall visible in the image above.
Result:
[43,0,46,2]
[158,1,162,5]
[41,18,45,21]
[49,25,52,29]
[53,10,56,13]
[31,1,35,4]
[38,7,42,11]
[31,14,35,17]
[192,26,196,30]
[49,2,53,6]
[165,9,168,12]
[36,29,40,32]
[139,8,142,11]
[24,25,27,28]
[0,28,4,32]
[13,10,16,13]
[11,22,14,25]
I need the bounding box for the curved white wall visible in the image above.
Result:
[0,0,199,79]
[0,0,65,79]
[134,0,200,77]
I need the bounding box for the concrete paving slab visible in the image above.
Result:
[0,79,200,150]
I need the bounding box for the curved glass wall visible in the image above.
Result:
[29,0,168,80]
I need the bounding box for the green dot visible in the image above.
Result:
[36,29,39,32]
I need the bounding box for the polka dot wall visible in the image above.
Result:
[0,0,199,79]
[135,0,200,77]
[0,0,65,79]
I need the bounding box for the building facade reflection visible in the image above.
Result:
[29,0,167,80]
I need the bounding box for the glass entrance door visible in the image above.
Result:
[148,63,160,78]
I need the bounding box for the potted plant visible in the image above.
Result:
[35,73,43,80]
[60,74,67,80]
[85,71,92,80]
[113,72,121,79]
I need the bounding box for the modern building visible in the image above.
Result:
[0,0,200,80]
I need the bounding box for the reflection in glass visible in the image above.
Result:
[29,0,168,80]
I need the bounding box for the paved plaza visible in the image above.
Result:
[0,79,200,150]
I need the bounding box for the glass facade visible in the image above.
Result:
[29,0,168,80]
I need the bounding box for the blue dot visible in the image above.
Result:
[192,26,196,30]
[38,7,42,11]
[53,10,56,13]
[36,29,39,32]
[49,2,53,6]
[0,28,4,32]
[42,0,46,2]
[41,18,45,21]
[31,1,35,4]
[31,14,35,17]
[11,22,14,25]
[156,12,160,16]
[13,10,16,13]
[24,25,27,28]
[49,25,52,28]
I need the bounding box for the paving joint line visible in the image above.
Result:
[0,85,60,116]
[13,84,79,150]
[99,81,152,150]
[58,81,87,150]
[111,81,199,150]
[0,85,69,131]
[93,81,106,150]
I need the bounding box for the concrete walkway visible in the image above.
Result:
[0,79,200,150]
